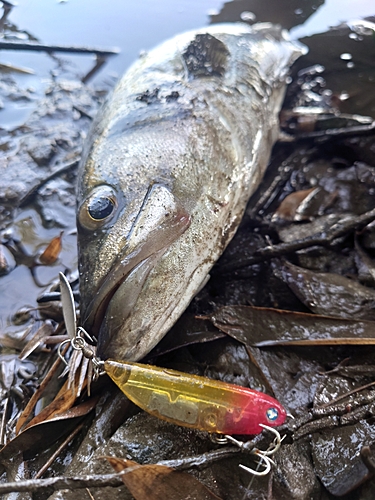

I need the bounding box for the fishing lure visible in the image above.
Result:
[104,359,286,435]
[59,273,286,436]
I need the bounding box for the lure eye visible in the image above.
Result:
[266,407,279,422]
[78,185,118,230]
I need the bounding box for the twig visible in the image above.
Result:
[0,40,119,82]
[293,121,375,140]
[361,446,375,475]
[72,106,93,120]
[82,55,107,83]
[0,398,9,446]
[220,207,375,273]
[0,472,124,494]
[0,40,119,56]
[19,159,79,207]
[316,380,375,410]
[157,446,245,470]
[0,1,15,7]
[34,422,85,479]
[0,447,244,494]
[37,291,80,304]
[0,1,13,32]
[85,489,96,500]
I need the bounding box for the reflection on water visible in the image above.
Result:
[210,0,325,29]
[295,20,375,117]
[3,0,375,81]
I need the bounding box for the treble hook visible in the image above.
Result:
[239,452,273,477]
[77,326,95,343]
[57,338,71,366]
[222,425,283,457]
[257,424,284,457]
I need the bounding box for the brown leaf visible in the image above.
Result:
[105,456,222,500]
[1,397,98,461]
[24,371,86,430]
[274,260,375,320]
[19,321,55,360]
[209,305,375,346]
[0,243,16,275]
[39,231,63,265]
[16,344,69,434]
[273,187,319,221]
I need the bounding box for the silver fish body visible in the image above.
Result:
[77,23,305,361]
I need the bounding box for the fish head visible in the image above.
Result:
[76,23,306,362]
[77,124,195,361]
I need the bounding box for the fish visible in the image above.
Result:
[76,22,305,361]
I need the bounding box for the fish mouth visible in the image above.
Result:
[81,184,191,359]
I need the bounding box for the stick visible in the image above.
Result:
[34,423,85,479]
[294,121,375,140]
[220,207,375,273]
[0,447,243,494]
[19,159,79,207]
[0,40,119,56]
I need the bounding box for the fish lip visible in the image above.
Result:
[95,251,163,359]
[81,238,168,341]
[81,246,146,340]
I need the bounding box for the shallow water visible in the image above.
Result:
[1,0,374,128]
[4,0,375,89]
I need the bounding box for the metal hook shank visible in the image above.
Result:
[239,454,272,477]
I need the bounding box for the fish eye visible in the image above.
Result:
[78,185,118,230]
[88,196,115,220]
[266,407,279,422]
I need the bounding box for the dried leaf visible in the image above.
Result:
[1,397,98,461]
[39,231,63,265]
[16,347,67,434]
[148,314,224,358]
[77,354,90,398]
[19,321,55,360]
[67,349,83,391]
[312,421,375,496]
[105,456,222,500]
[208,305,375,346]
[273,187,319,221]
[0,243,16,275]
[355,236,375,284]
[25,371,86,430]
[274,260,375,320]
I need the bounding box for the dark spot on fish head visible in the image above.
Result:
[183,33,229,79]
[135,88,160,104]
[166,91,180,102]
